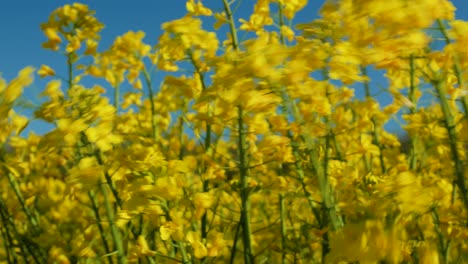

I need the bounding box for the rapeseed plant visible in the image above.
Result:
[1,0,468,263]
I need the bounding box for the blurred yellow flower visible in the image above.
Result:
[135,235,156,257]
[3,66,35,104]
[186,0,212,16]
[160,221,179,241]
[38,64,55,78]
[193,192,215,219]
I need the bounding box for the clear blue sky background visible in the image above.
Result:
[1,1,468,135]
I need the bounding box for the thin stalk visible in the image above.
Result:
[114,82,120,114]
[222,0,239,51]
[407,54,420,171]
[360,66,386,174]
[0,151,40,237]
[162,205,191,263]
[4,170,41,235]
[79,132,123,208]
[143,68,159,142]
[431,208,450,264]
[67,53,126,262]
[112,81,121,132]
[189,52,211,242]
[0,196,46,263]
[229,212,242,263]
[432,78,468,213]
[274,0,326,247]
[88,190,114,264]
[279,194,287,264]
[437,19,468,206]
[276,2,342,233]
[67,53,74,89]
[275,76,343,232]
[237,106,255,264]
[222,0,254,262]
[101,182,127,264]
[436,19,468,116]
[0,200,18,263]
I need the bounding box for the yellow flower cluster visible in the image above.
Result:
[41,3,104,53]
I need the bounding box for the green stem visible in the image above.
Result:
[222,0,254,262]
[222,0,239,51]
[88,190,114,264]
[162,205,191,263]
[114,82,120,114]
[101,183,127,264]
[276,14,342,231]
[0,144,40,237]
[407,54,420,171]
[143,68,158,142]
[78,132,123,208]
[67,53,74,89]
[437,19,468,116]
[0,196,46,263]
[437,19,468,206]
[0,198,18,263]
[431,208,450,264]
[279,194,287,264]
[360,66,386,174]
[237,106,255,264]
[189,51,211,242]
[432,78,468,213]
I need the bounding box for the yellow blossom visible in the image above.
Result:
[186,0,212,16]
[280,25,295,41]
[3,66,35,104]
[57,118,88,145]
[160,221,179,241]
[186,231,208,259]
[206,232,228,257]
[135,235,156,257]
[38,64,55,78]
[66,156,103,189]
[193,192,215,219]
[214,12,228,30]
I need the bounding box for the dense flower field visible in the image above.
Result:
[1,0,468,263]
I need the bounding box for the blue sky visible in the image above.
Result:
[1,1,468,135]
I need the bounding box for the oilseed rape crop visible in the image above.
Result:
[1,0,468,263]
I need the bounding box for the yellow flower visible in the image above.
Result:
[206,232,228,257]
[41,80,63,101]
[10,111,29,135]
[214,12,228,30]
[85,122,121,152]
[57,118,88,145]
[186,0,212,16]
[3,66,35,104]
[278,0,307,19]
[280,25,295,42]
[42,28,62,51]
[135,235,156,257]
[132,79,142,90]
[84,39,98,55]
[193,192,215,219]
[38,64,55,78]
[239,0,273,32]
[66,156,103,189]
[160,221,179,241]
[41,3,104,52]
[66,36,81,53]
[186,231,208,259]
[79,246,96,258]
[162,16,202,34]
[49,247,71,264]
